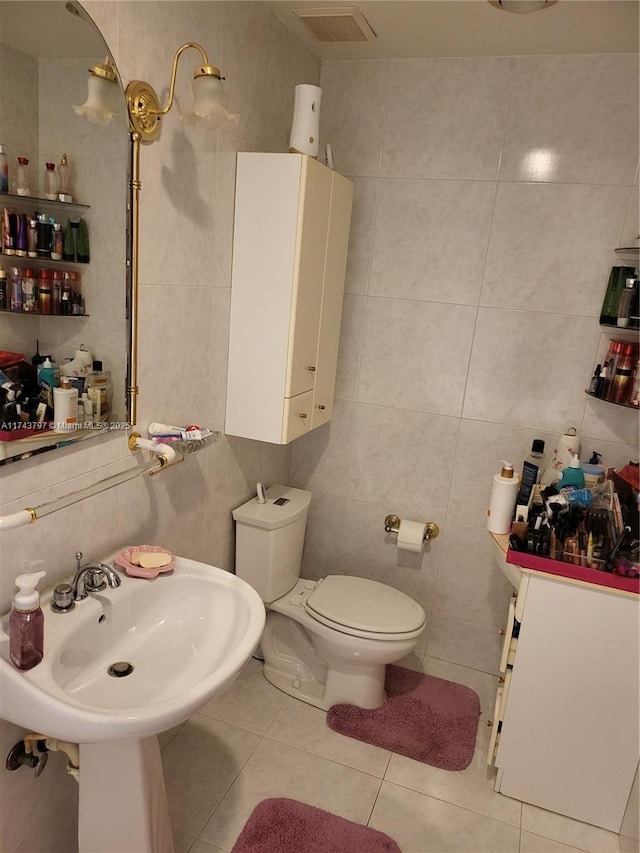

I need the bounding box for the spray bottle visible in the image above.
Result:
[10,570,46,670]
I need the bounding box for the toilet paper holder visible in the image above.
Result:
[384,514,440,542]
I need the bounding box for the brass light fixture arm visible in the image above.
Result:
[157,42,216,117]
[125,42,221,143]
[126,132,142,426]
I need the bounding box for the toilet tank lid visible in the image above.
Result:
[232,485,311,530]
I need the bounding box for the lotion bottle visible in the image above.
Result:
[10,570,46,670]
[53,377,78,432]
[487,461,519,534]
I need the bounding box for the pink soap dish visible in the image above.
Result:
[115,545,175,579]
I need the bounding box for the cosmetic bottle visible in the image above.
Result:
[57,154,72,202]
[610,343,638,405]
[16,157,30,196]
[21,268,37,313]
[600,267,635,325]
[38,269,52,315]
[557,454,585,491]
[0,268,6,310]
[60,273,71,315]
[14,214,27,256]
[87,360,111,422]
[617,276,639,329]
[588,364,601,395]
[3,208,16,255]
[52,270,62,313]
[581,453,605,488]
[77,218,89,263]
[38,357,56,408]
[0,144,8,193]
[9,266,22,311]
[53,377,78,432]
[10,570,46,671]
[43,162,58,200]
[36,213,51,258]
[487,461,519,534]
[50,222,64,261]
[81,392,93,425]
[27,218,38,257]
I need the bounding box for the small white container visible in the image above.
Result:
[487,461,519,534]
[53,378,78,432]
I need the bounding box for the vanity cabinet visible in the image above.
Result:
[226,153,353,444]
[489,573,639,832]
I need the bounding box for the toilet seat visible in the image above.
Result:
[304,576,425,639]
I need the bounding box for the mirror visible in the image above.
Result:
[0,1,129,465]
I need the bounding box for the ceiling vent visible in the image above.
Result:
[293,6,377,42]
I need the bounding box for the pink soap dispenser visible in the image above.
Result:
[10,570,46,670]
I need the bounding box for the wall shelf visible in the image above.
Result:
[585,390,637,411]
[0,309,88,318]
[0,191,89,216]
[0,253,88,269]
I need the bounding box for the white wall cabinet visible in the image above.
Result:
[489,573,639,832]
[226,153,353,444]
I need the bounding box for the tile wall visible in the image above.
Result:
[0,2,317,849]
[290,52,639,673]
[0,5,638,850]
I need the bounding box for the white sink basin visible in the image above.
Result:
[0,554,265,742]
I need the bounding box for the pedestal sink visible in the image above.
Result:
[0,553,266,853]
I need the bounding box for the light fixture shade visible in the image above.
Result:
[74,74,121,126]
[490,0,558,12]
[185,74,238,129]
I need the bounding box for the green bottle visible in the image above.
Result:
[600,266,634,326]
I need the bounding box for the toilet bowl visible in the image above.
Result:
[233,485,426,711]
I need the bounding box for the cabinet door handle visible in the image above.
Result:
[317,404,326,410]
[307,365,316,372]
[298,412,308,419]
[487,720,494,727]
[499,629,506,636]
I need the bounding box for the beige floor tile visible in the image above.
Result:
[369,781,521,853]
[386,751,521,829]
[162,713,261,837]
[172,827,196,853]
[265,696,391,777]
[199,737,382,850]
[198,658,288,735]
[520,830,590,853]
[522,805,621,853]
[189,841,226,853]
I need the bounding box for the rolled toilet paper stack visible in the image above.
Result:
[397,519,427,554]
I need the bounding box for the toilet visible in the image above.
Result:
[233,485,426,711]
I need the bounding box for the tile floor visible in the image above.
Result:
[160,656,621,853]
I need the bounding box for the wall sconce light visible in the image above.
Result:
[125,42,233,144]
[488,0,558,12]
[73,57,122,126]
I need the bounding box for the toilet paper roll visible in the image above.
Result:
[397,519,426,554]
[541,427,581,485]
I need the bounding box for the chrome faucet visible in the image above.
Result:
[70,551,121,601]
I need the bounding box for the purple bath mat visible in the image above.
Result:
[231,798,401,853]
[327,664,481,771]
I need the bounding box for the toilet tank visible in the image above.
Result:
[232,485,312,603]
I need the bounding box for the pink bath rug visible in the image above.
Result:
[327,664,481,771]
[230,797,401,853]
